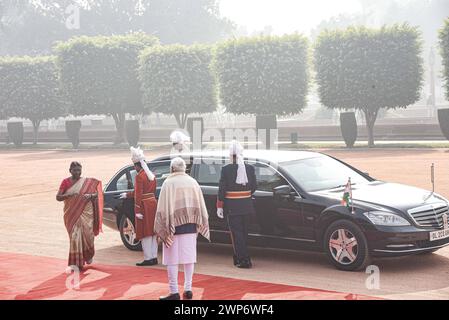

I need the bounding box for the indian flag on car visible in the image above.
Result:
[341,178,352,209]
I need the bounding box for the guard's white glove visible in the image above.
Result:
[217,208,224,219]
[136,213,144,220]
[119,192,127,199]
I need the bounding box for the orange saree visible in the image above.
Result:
[63,177,103,269]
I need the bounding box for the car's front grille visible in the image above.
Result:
[408,203,449,228]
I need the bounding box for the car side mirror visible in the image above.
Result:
[273,185,293,197]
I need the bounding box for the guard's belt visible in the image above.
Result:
[225,191,252,199]
[142,193,156,200]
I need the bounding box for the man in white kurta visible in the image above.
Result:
[154,157,210,300]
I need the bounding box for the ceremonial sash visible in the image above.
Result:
[225,191,252,199]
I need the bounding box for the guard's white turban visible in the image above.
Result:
[130,147,155,181]
[170,130,190,152]
[229,140,248,186]
[170,157,186,173]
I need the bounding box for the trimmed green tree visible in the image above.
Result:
[55,33,159,143]
[314,25,424,147]
[0,56,65,144]
[65,120,82,149]
[440,18,449,101]
[340,112,358,148]
[214,34,310,117]
[7,122,24,146]
[139,44,217,128]
[439,19,449,141]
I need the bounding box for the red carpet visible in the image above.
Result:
[0,252,378,300]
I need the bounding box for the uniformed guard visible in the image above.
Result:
[216,140,257,268]
[120,147,158,266]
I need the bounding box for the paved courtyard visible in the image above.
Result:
[1,148,449,299]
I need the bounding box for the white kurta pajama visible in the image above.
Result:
[162,233,197,265]
[154,170,210,295]
[164,233,197,294]
[142,236,158,261]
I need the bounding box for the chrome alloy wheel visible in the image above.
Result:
[123,217,139,246]
[329,229,358,265]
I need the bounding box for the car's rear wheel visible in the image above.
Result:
[324,220,370,271]
[119,215,142,251]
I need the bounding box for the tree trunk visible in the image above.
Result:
[31,119,41,145]
[174,113,189,129]
[363,109,379,148]
[112,113,126,144]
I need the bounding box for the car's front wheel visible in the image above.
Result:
[119,215,142,251]
[324,220,370,271]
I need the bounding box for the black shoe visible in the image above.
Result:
[233,255,239,266]
[236,258,252,269]
[136,258,158,267]
[159,293,181,300]
[183,291,193,300]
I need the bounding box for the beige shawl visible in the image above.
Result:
[154,172,210,245]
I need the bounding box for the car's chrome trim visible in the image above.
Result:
[103,189,133,195]
[386,244,415,248]
[408,203,447,215]
[210,229,316,243]
[254,233,316,242]
[374,242,449,253]
[407,202,449,228]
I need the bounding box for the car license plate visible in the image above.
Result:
[430,214,449,241]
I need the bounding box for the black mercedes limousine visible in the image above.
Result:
[102,150,449,271]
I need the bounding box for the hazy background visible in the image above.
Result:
[223,0,448,41]
[1,0,449,138]
[1,0,448,53]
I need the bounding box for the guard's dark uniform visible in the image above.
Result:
[217,163,257,267]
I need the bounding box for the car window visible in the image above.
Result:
[196,163,225,186]
[115,170,133,191]
[114,160,191,191]
[281,156,369,192]
[195,161,286,191]
[253,163,287,192]
[149,161,172,188]
[125,170,138,188]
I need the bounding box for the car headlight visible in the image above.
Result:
[363,211,410,226]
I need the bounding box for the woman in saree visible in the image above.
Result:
[56,162,103,271]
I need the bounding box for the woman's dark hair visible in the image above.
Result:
[70,161,82,170]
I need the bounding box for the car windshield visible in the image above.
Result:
[281,156,370,192]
